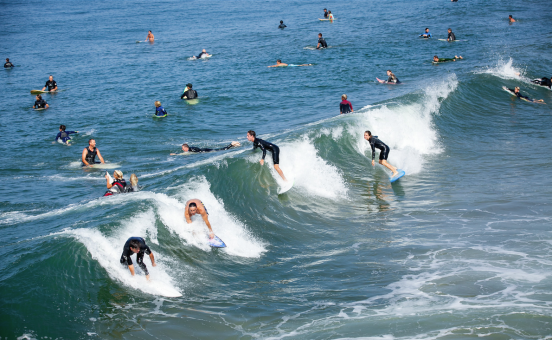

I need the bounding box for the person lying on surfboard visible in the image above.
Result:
[433,55,463,63]
[185,199,215,239]
[247,130,288,182]
[120,237,156,280]
[192,49,211,59]
[4,58,14,68]
[268,60,312,67]
[316,33,328,49]
[82,139,105,167]
[531,77,551,89]
[340,94,353,114]
[146,30,154,42]
[364,130,400,178]
[419,28,431,38]
[41,75,57,92]
[506,87,545,103]
[33,94,49,109]
[170,141,241,155]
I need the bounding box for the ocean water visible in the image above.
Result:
[1,0,552,339]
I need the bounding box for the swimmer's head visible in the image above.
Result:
[342,94,347,100]
[433,55,439,61]
[247,130,256,141]
[425,28,429,32]
[280,20,283,24]
[5,58,9,62]
[387,70,392,75]
[448,28,452,32]
[36,94,42,100]
[129,239,141,253]
[318,33,323,37]
[149,30,152,33]
[515,87,520,92]
[181,143,190,152]
[113,170,123,179]
[364,130,372,140]
[277,59,282,63]
[154,101,161,107]
[49,75,53,81]
[60,125,66,131]
[130,174,138,187]
[324,8,327,11]
[188,202,198,215]
[509,15,513,18]
[202,49,206,52]
[88,139,96,147]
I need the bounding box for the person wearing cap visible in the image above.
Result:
[181,83,198,100]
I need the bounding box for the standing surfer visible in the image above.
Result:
[247,130,288,182]
[41,75,57,92]
[340,94,354,114]
[81,139,105,167]
[184,199,215,239]
[120,237,156,280]
[364,131,400,178]
[316,33,328,49]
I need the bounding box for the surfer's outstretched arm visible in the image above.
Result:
[96,149,105,163]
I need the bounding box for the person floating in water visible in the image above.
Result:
[120,237,156,280]
[268,59,312,67]
[41,75,57,92]
[247,130,288,182]
[181,83,198,100]
[33,94,49,109]
[146,30,154,42]
[433,55,463,63]
[447,28,456,41]
[505,86,545,103]
[154,101,167,117]
[193,49,211,59]
[278,20,287,29]
[385,70,400,83]
[531,77,551,89]
[364,130,400,178]
[82,139,105,167]
[128,174,139,192]
[323,8,328,18]
[4,58,14,68]
[419,28,431,38]
[55,125,78,144]
[340,94,353,114]
[184,199,215,239]
[316,33,328,49]
[104,170,127,196]
[508,15,516,23]
[170,141,241,155]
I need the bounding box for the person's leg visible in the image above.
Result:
[272,147,287,181]
[274,164,287,181]
[378,147,398,176]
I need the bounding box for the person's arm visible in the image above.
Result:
[67,131,78,135]
[105,173,113,189]
[149,252,156,266]
[181,90,189,99]
[317,42,321,49]
[82,148,90,166]
[350,102,353,112]
[370,143,376,165]
[184,203,192,223]
[257,142,267,165]
[42,82,47,91]
[96,149,105,163]
[55,132,61,141]
[201,211,215,239]
[128,264,136,276]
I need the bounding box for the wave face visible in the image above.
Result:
[2,0,552,339]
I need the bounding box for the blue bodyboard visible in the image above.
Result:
[390,169,405,183]
[209,235,227,248]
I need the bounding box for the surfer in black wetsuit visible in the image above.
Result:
[247,130,288,182]
[433,55,463,63]
[506,87,545,103]
[340,94,353,114]
[195,49,210,59]
[181,83,198,100]
[82,139,105,167]
[4,58,14,68]
[170,141,241,155]
[120,237,156,280]
[323,8,328,18]
[316,33,328,49]
[364,131,399,177]
[33,94,49,109]
[41,75,58,92]
[531,77,551,89]
[278,20,287,29]
[447,28,456,42]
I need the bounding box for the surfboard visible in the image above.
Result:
[437,39,466,42]
[30,90,54,95]
[278,179,294,194]
[88,163,120,169]
[153,114,167,118]
[318,18,336,21]
[390,170,405,183]
[209,235,226,248]
[185,99,199,105]
[34,107,46,111]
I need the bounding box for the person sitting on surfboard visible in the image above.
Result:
[247,130,288,182]
[506,87,545,103]
[419,28,431,38]
[433,55,463,63]
[4,58,14,68]
[146,30,154,42]
[170,141,241,155]
[386,70,400,83]
[55,125,78,144]
[120,237,156,280]
[184,199,215,239]
[193,49,211,59]
[33,94,49,109]
[531,77,551,89]
[82,139,105,167]
[154,101,167,117]
[104,170,127,196]
[278,20,287,29]
[316,33,328,49]
[41,75,57,92]
[323,8,328,18]
[340,94,353,114]
[364,131,400,178]
[181,83,198,100]
[508,15,516,23]
[268,60,312,67]
[447,28,456,42]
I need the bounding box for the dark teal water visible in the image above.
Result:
[2,0,552,339]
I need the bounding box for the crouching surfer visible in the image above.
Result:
[120,237,156,280]
[185,199,215,239]
[82,139,105,167]
[364,130,400,178]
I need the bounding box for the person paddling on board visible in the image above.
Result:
[419,28,431,38]
[508,15,516,23]
[120,237,156,281]
[41,75,57,92]
[194,49,211,59]
[146,30,154,42]
[154,101,167,117]
[316,33,328,49]
[33,94,49,109]
[181,83,198,100]
[506,87,545,103]
[268,60,312,67]
[278,20,287,29]
[4,58,14,68]
[170,141,241,155]
[433,55,463,63]
[104,170,127,196]
[82,139,105,167]
[184,199,215,239]
[247,130,288,182]
[531,77,551,89]
[55,125,78,144]
[364,131,400,178]
[446,28,456,41]
[340,94,353,114]
[323,8,328,18]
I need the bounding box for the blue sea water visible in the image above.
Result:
[1,0,552,339]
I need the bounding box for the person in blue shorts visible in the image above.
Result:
[55,125,78,144]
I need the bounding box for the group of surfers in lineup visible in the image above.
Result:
[6,7,551,281]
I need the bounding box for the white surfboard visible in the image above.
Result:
[278,179,294,194]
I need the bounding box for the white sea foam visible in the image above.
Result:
[475,57,527,80]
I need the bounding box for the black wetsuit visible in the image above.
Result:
[45,80,57,91]
[181,89,198,99]
[104,178,127,196]
[387,75,400,83]
[323,11,328,18]
[83,146,99,165]
[34,99,47,109]
[532,77,552,89]
[196,52,208,59]
[368,136,390,161]
[278,23,287,29]
[317,38,328,49]
[4,62,14,68]
[253,138,280,164]
[120,237,152,275]
[188,143,235,153]
[507,88,531,101]
[448,32,456,41]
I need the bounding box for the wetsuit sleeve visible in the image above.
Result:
[349,102,353,111]
[214,144,234,151]
[123,248,133,265]
[143,244,152,255]
[370,141,376,160]
[55,132,61,141]
[181,91,187,99]
[67,131,77,135]
[253,141,267,159]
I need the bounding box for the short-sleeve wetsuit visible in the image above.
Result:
[34,99,48,108]
[340,100,353,114]
[119,237,152,275]
[368,136,390,161]
[253,138,280,164]
[45,80,57,91]
[317,37,328,49]
[447,32,456,41]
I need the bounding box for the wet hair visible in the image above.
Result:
[277,59,282,63]
[114,170,123,179]
[182,143,189,148]
[324,8,327,10]
[36,94,42,100]
[280,20,283,24]
[365,130,372,136]
[433,55,438,58]
[149,30,152,33]
[318,33,323,36]
[129,239,140,249]
[509,15,513,18]
[515,87,520,90]
[247,130,256,138]
[154,101,161,107]
[342,94,347,100]
[448,28,452,31]
[189,202,197,208]
[88,139,94,145]
[49,75,53,77]
[60,125,66,131]
[130,174,138,187]
[329,10,332,13]
[425,28,429,30]
[6,58,9,62]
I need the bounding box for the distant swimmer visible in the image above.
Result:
[33,94,49,109]
[146,30,154,42]
[193,49,211,59]
[4,58,14,68]
[41,75,58,92]
[323,8,328,18]
[82,139,105,167]
[316,33,328,49]
[170,141,241,155]
[433,55,463,63]
[55,125,78,144]
[531,77,551,89]
[509,15,516,23]
[104,170,127,196]
[504,86,545,103]
[154,101,167,117]
[120,237,156,280]
[247,130,288,182]
[419,28,431,38]
[447,28,456,42]
[268,59,312,67]
[180,83,198,100]
[184,199,215,239]
[278,20,287,29]
[364,131,399,178]
[340,94,353,114]
[385,70,400,83]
